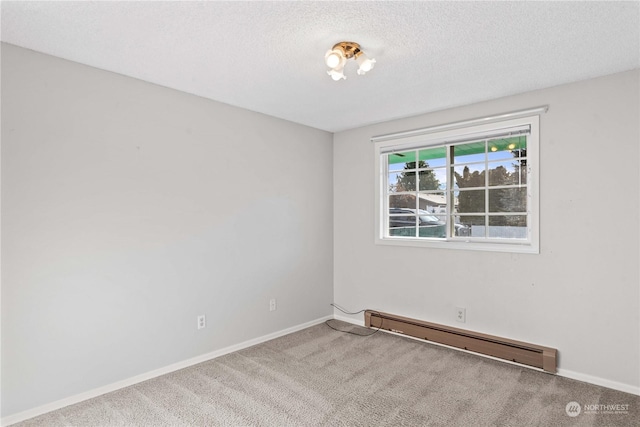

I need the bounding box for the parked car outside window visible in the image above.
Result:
[389,208,470,238]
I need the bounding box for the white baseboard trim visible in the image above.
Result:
[1,315,333,427]
[333,314,640,396]
[556,369,640,396]
[333,314,365,326]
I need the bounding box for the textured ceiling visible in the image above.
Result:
[1,1,639,132]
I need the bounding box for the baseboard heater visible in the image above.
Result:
[365,310,557,373]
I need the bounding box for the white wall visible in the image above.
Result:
[1,43,334,417]
[333,70,640,393]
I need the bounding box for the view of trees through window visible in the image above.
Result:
[387,136,528,239]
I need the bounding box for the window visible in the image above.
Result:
[374,110,542,253]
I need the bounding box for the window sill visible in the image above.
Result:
[375,236,539,254]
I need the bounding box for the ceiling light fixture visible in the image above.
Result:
[325,41,375,81]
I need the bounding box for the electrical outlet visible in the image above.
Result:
[269,298,277,312]
[455,307,466,323]
[197,315,206,330]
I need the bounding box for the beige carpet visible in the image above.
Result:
[14,320,639,426]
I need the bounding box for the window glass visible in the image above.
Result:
[374,114,540,253]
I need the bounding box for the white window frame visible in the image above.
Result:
[373,107,545,254]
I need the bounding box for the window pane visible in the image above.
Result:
[389,215,418,237]
[489,215,527,238]
[453,164,485,190]
[389,194,416,209]
[388,151,416,171]
[487,163,509,186]
[458,215,485,225]
[418,223,446,238]
[417,169,441,191]
[453,141,485,164]
[418,147,447,167]
[388,172,402,192]
[458,215,486,238]
[416,210,446,238]
[418,192,447,214]
[389,162,406,172]
[431,167,447,189]
[514,164,527,185]
[454,220,471,237]
[489,188,526,213]
[488,161,523,186]
[457,189,485,214]
[389,207,418,237]
[394,170,415,191]
[487,136,527,161]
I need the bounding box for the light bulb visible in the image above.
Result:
[356,53,376,75]
[325,49,344,68]
[327,68,346,81]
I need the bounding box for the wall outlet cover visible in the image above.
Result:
[197,315,206,329]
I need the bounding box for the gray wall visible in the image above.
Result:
[2,41,639,419]
[1,44,334,417]
[333,70,640,391]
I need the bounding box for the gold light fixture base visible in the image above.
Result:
[325,41,375,80]
[332,41,362,59]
